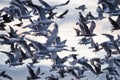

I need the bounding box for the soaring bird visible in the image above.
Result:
[108,17,120,32]
[54,36,67,48]
[45,23,58,47]
[75,5,87,11]
[96,6,106,20]
[78,12,89,24]
[39,0,70,11]
[27,65,44,80]
[26,3,53,25]
[102,33,114,41]
[0,51,23,66]
[86,12,98,20]
[77,57,97,75]
[77,21,96,37]
[0,71,13,80]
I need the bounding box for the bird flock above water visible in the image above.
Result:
[0,0,120,80]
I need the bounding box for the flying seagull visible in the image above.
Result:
[108,17,120,32]
[27,65,44,80]
[0,71,13,80]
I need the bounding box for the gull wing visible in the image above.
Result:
[8,26,18,37]
[39,0,51,7]
[0,51,15,63]
[0,71,13,80]
[80,21,90,35]
[26,38,48,52]
[109,17,120,29]
[27,65,36,77]
[57,9,69,18]
[55,0,70,7]
[116,15,120,25]
[78,60,97,75]
[102,33,114,41]
[102,2,115,12]
[45,23,58,47]
[89,21,96,33]
[36,67,40,76]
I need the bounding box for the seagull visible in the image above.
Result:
[39,0,70,11]
[26,38,50,56]
[47,12,57,19]
[78,37,92,45]
[77,20,96,37]
[17,39,33,58]
[102,33,120,54]
[69,54,79,60]
[27,65,44,80]
[10,0,32,20]
[86,12,98,20]
[45,23,58,47]
[0,51,23,66]
[18,47,29,60]
[102,33,114,41]
[101,1,119,13]
[71,47,77,52]
[26,3,53,25]
[52,53,69,65]
[7,26,18,38]
[75,5,87,11]
[96,6,106,20]
[100,42,113,57]
[77,57,97,75]
[77,12,89,24]
[90,58,104,75]
[54,36,67,48]
[89,38,103,52]
[108,17,120,32]
[0,71,13,80]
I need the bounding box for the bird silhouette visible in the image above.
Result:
[0,71,13,80]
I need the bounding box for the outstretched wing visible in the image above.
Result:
[36,67,40,76]
[89,21,96,33]
[55,0,70,7]
[57,9,69,18]
[39,0,51,7]
[45,23,58,47]
[27,65,36,77]
[102,33,114,41]
[109,17,120,29]
[0,51,15,63]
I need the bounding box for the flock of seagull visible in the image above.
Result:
[0,0,120,80]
